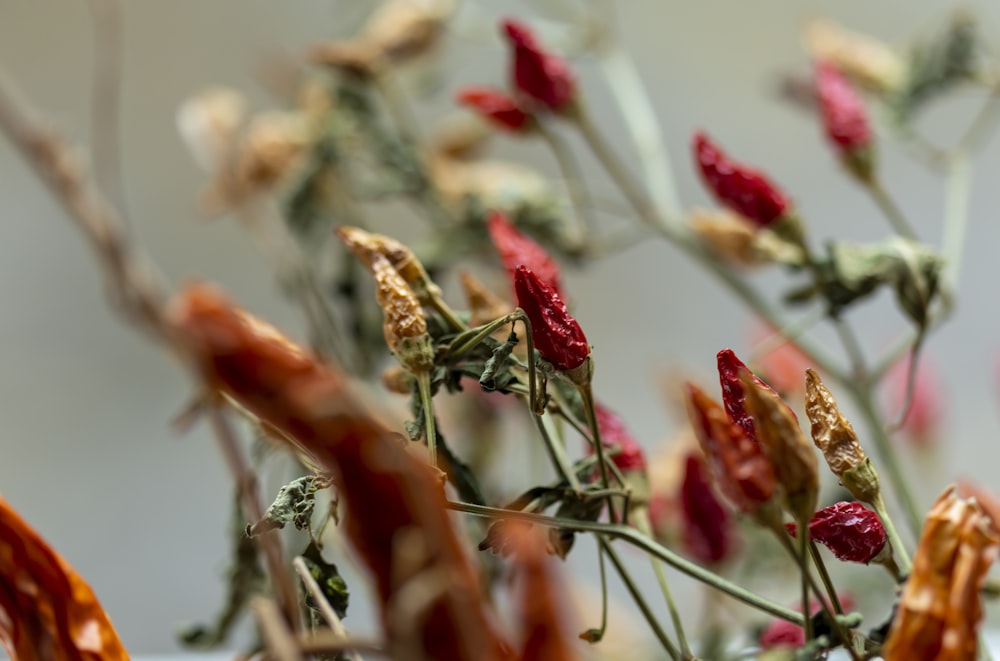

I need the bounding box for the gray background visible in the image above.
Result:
[3,0,1000,654]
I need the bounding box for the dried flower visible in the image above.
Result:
[804,369,881,503]
[739,369,818,524]
[815,61,874,180]
[457,86,534,133]
[685,383,776,517]
[0,495,129,661]
[501,18,577,113]
[458,270,511,327]
[688,208,802,266]
[693,131,792,228]
[586,402,647,475]
[514,265,589,372]
[168,284,511,660]
[882,487,999,660]
[680,453,735,566]
[786,501,886,564]
[488,210,563,297]
[803,18,905,93]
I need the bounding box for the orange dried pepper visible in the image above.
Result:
[0,495,128,661]
[169,283,512,661]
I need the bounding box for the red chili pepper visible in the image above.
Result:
[786,501,887,564]
[693,131,792,227]
[514,265,589,372]
[584,402,647,474]
[685,383,776,515]
[759,594,857,649]
[815,61,872,153]
[717,348,794,445]
[457,86,533,133]
[680,453,735,566]
[488,211,563,297]
[501,18,577,113]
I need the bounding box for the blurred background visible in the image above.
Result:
[3,0,1000,654]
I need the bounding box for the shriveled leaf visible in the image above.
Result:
[247,474,331,537]
[301,541,350,621]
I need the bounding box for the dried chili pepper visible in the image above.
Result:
[0,495,129,661]
[680,453,735,566]
[804,368,881,503]
[882,487,999,661]
[501,18,577,113]
[760,594,856,649]
[488,210,564,298]
[740,369,818,524]
[717,348,792,445]
[514,265,589,372]
[693,131,792,228]
[786,501,886,564]
[459,270,511,327]
[169,284,512,661]
[684,383,776,518]
[457,86,534,133]
[815,60,874,180]
[336,225,442,308]
[584,402,647,475]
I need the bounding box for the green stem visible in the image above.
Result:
[537,120,595,248]
[797,523,813,642]
[865,178,918,241]
[808,541,844,615]
[635,508,693,659]
[448,501,804,625]
[870,492,913,577]
[415,370,437,466]
[600,538,681,660]
[578,382,618,522]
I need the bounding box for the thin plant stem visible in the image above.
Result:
[592,539,610,641]
[797,523,814,642]
[941,152,972,292]
[600,538,681,660]
[832,316,869,383]
[808,542,844,615]
[448,500,804,625]
[251,596,304,661]
[415,370,438,467]
[865,178,918,240]
[293,557,364,661]
[537,120,596,246]
[635,508,694,659]
[578,382,618,522]
[870,492,913,577]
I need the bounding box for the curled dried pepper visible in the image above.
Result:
[488,210,564,298]
[882,487,999,661]
[740,369,818,524]
[514,265,589,372]
[717,348,792,445]
[680,453,735,566]
[457,86,534,133]
[786,501,886,564]
[693,131,792,228]
[684,383,776,517]
[169,284,512,661]
[336,225,441,307]
[0,495,128,661]
[501,18,577,113]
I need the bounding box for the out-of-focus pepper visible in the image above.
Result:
[585,402,647,475]
[740,369,818,525]
[804,369,880,503]
[459,270,511,328]
[684,383,777,518]
[802,18,905,94]
[514,265,589,372]
[693,132,792,228]
[488,211,564,298]
[0,495,128,661]
[815,61,874,180]
[501,18,577,114]
[168,284,512,661]
[457,86,535,133]
[882,487,999,661]
[786,501,886,564]
[680,453,735,566]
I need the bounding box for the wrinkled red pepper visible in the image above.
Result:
[680,453,735,566]
[786,501,887,564]
[815,61,872,154]
[717,348,793,444]
[693,131,792,227]
[514,265,589,372]
[489,211,564,297]
[457,86,534,133]
[501,18,577,113]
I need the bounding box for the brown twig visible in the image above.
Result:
[250,596,303,661]
[292,556,364,661]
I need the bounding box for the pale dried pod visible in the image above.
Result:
[176,87,247,173]
[458,271,510,327]
[372,253,428,351]
[236,111,310,190]
[803,17,906,93]
[688,208,802,266]
[803,369,865,476]
[426,152,552,215]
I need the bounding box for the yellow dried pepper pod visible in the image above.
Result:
[371,252,433,373]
